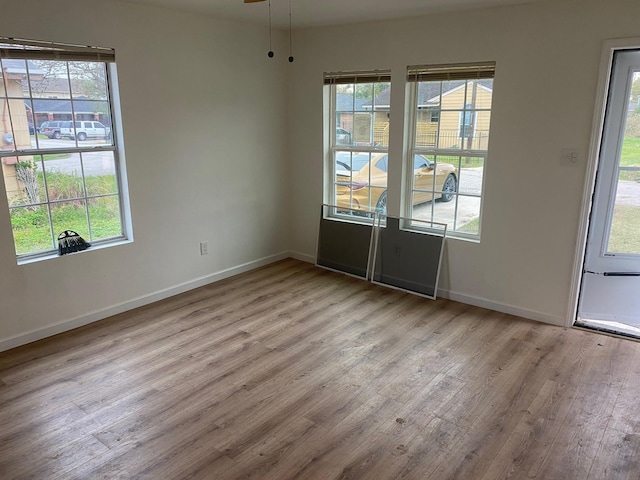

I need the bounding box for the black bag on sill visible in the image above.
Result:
[58,230,91,255]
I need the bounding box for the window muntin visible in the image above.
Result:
[325,71,391,218]
[407,63,494,238]
[0,38,126,260]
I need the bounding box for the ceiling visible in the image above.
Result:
[117,0,547,29]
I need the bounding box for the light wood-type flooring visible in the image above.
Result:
[1,259,640,479]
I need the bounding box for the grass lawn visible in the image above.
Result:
[9,172,121,255]
[608,204,640,254]
[457,217,479,234]
[43,153,71,161]
[621,137,640,167]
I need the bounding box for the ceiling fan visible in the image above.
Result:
[244,0,294,62]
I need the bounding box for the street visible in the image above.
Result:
[414,167,483,229]
[30,137,115,177]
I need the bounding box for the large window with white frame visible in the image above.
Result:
[324,70,391,218]
[0,38,128,260]
[406,62,495,238]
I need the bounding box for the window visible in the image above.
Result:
[406,62,495,238]
[324,70,391,218]
[0,38,128,260]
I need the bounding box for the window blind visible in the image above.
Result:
[0,37,115,62]
[407,62,495,82]
[324,70,391,85]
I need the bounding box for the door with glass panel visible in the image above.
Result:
[578,49,640,335]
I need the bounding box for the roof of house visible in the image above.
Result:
[369,79,493,108]
[28,98,107,114]
[1,59,44,77]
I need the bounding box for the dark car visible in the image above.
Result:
[39,121,64,139]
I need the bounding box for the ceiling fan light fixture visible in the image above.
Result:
[245,0,295,62]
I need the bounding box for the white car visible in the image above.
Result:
[60,121,111,141]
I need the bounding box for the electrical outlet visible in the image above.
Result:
[561,148,580,166]
[200,241,209,255]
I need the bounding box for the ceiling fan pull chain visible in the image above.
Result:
[288,0,294,62]
[268,0,274,58]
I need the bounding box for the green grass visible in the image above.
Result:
[9,171,121,255]
[608,204,640,254]
[42,153,71,161]
[457,217,480,234]
[436,155,484,169]
[620,137,640,167]
[619,137,640,182]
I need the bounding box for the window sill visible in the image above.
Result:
[17,238,132,266]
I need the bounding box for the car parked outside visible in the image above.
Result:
[336,128,352,145]
[335,152,457,214]
[39,121,64,139]
[60,121,111,141]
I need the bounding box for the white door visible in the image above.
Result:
[578,49,640,333]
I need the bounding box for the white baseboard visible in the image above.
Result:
[0,251,567,352]
[0,251,290,353]
[289,252,565,327]
[438,288,566,327]
[288,250,316,264]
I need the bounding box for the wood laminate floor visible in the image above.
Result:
[1,259,639,479]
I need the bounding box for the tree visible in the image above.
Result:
[30,60,107,100]
[335,82,388,99]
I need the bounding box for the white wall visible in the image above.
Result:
[287,0,640,326]
[3,0,640,350]
[0,0,290,349]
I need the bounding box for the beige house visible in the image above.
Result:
[0,60,43,197]
[414,80,493,150]
[357,80,493,150]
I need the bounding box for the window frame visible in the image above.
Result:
[405,62,495,240]
[0,37,129,262]
[324,70,392,223]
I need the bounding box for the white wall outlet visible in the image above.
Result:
[200,241,209,255]
[561,148,580,166]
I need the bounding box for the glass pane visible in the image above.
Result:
[415,82,441,147]
[29,61,71,98]
[415,108,439,148]
[3,91,33,149]
[82,152,118,195]
[88,195,122,241]
[607,169,640,254]
[412,192,481,235]
[335,83,355,145]
[457,157,484,196]
[334,82,390,148]
[418,79,493,151]
[44,157,85,201]
[456,196,482,235]
[9,205,53,255]
[474,110,492,151]
[69,62,108,100]
[4,155,45,207]
[1,59,27,99]
[32,100,75,150]
[51,200,89,241]
[334,151,387,214]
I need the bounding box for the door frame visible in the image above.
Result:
[568,38,640,328]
